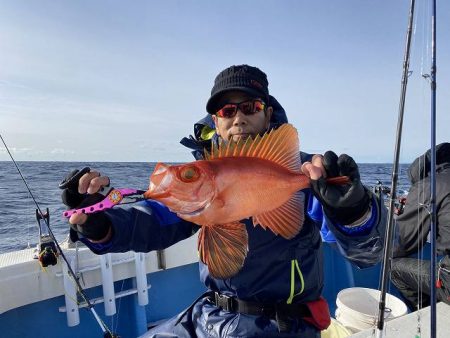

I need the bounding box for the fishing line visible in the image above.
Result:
[414,0,431,331]
[420,0,431,78]
[75,241,87,286]
[414,155,426,338]
[417,0,434,323]
[112,279,126,334]
[0,134,118,338]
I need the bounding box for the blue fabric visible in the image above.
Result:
[80,237,113,252]
[142,199,186,225]
[319,191,387,269]
[306,191,335,243]
[308,193,379,242]
[331,198,377,236]
[80,200,184,252]
[83,200,197,255]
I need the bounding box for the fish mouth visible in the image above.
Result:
[143,177,171,199]
[144,163,172,199]
[143,189,170,199]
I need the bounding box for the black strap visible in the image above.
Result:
[209,292,310,319]
[173,291,311,334]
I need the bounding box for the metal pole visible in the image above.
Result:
[376,0,416,335]
[429,1,437,337]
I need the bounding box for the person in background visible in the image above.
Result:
[392,143,450,311]
[61,65,387,337]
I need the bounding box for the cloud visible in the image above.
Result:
[0,147,33,154]
[50,148,75,155]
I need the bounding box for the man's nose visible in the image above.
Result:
[232,110,247,125]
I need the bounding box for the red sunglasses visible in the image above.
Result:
[216,99,266,118]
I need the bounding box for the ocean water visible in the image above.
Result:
[0,161,410,254]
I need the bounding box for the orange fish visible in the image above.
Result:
[143,124,349,279]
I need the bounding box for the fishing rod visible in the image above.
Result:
[428,0,437,336]
[0,134,119,338]
[376,0,416,336]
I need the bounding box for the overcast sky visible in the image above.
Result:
[1,0,449,163]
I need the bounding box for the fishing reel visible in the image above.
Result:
[375,180,407,216]
[394,196,407,216]
[35,208,58,267]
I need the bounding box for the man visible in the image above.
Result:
[392,143,450,311]
[62,65,387,337]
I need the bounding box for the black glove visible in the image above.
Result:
[59,167,112,241]
[60,167,91,208]
[310,151,370,225]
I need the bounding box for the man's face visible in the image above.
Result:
[211,91,273,142]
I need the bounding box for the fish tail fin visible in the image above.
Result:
[198,222,248,279]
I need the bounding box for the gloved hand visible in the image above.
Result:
[304,151,370,225]
[59,167,112,241]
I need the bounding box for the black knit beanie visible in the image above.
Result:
[206,65,270,114]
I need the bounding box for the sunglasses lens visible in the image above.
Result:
[253,100,265,112]
[240,101,253,115]
[216,100,265,118]
[217,105,237,118]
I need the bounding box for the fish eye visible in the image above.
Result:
[178,166,200,182]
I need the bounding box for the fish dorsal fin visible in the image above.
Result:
[198,222,248,279]
[253,191,305,239]
[204,123,301,172]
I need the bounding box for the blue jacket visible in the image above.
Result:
[81,98,387,337]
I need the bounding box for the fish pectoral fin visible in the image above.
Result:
[198,222,248,279]
[253,191,305,239]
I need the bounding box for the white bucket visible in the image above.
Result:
[335,287,408,333]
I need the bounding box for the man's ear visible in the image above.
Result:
[211,114,220,134]
[265,106,273,128]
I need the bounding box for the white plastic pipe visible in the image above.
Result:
[100,253,116,316]
[134,252,149,306]
[62,257,80,327]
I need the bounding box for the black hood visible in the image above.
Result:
[408,142,450,184]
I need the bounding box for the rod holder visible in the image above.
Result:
[134,252,149,306]
[100,254,116,316]
[62,257,80,327]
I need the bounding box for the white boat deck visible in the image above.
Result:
[0,235,198,314]
[350,302,450,338]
